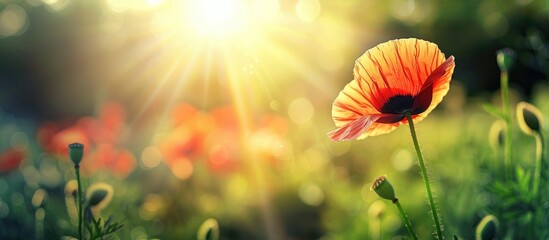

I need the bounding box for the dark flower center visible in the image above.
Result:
[380,95,414,114]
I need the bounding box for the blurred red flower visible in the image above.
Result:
[84,144,135,179]
[328,38,455,141]
[205,106,240,173]
[159,104,289,179]
[158,103,209,180]
[0,148,25,174]
[37,102,136,178]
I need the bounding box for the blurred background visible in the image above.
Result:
[0,0,548,239]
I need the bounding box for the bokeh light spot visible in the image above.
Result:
[141,146,162,169]
[171,159,193,180]
[227,174,248,200]
[483,13,508,38]
[0,4,28,38]
[130,226,148,240]
[391,149,414,171]
[0,200,8,218]
[288,97,314,124]
[295,0,321,22]
[199,194,221,212]
[32,189,48,208]
[40,158,62,187]
[42,0,72,12]
[10,131,29,151]
[11,192,24,206]
[35,208,46,220]
[139,193,164,221]
[368,200,386,218]
[298,182,324,206]
[270,100,280,110]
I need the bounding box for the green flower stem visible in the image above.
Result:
[501,70,513,179]
[394,199,419,240]
[75,165,83,240]
[405,112,443,240]
[533,133,544,205]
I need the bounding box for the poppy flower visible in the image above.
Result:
[328,38,455,141]
[0,148,25,174]
[84,144,136,179]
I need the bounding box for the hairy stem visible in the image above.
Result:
[405,112,443,239]
[394,199,419,240]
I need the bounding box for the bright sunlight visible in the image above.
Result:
[185,0,247,39]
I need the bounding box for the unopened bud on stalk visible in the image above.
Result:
[68,143,84,167]
[85,183,114,211]
[198,218,220,240]
[496,48,514,72]
[476,215,499,240]
[516,102,544,136]
[489,120,506,151]
[370,175,396,201]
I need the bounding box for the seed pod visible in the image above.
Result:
[68,143,84,166]
[370,175,396,201]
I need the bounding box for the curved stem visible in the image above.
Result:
[75,166,83,240]
[501,70,513,180]
[394,199,419,240]
[405,112,443,239]
[533,133,544,205]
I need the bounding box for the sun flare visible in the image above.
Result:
[185,0,247,39]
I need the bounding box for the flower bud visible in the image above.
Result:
[198,218,220,240]
[496,48,514,72]
[476,215,498,240]
[489,120,505,151]
[370,175,396,201]
[516,102,544,136]
[68,143,84,166]
[85,182,113,211]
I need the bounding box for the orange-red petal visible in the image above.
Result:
[330,38,455,140]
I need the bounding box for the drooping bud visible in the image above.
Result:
[68,143,84,166]
[489,120,506,151]
[64,180,78,223]
[370,175,396,201]
[496,48,514,72]
[85,182,113,211]
[197,218,220,240]
[475,215,499,240]
[516,102,544,136]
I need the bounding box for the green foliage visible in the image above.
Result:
[84,215,124,240]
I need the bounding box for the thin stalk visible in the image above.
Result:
[75,166,83,240]
[394,199,419,240]
[501,70,513,180]
[533,133,544,205]
[405,112,443,239]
